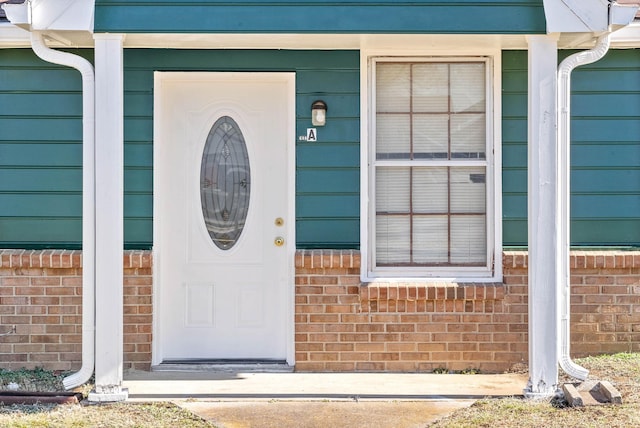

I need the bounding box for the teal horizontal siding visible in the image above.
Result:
[501,169,526,194]
[571,144,640,168]
[572,195,639,219]
[297,195,359,218]
[571,119,640,143]
[124,169,153,192]
[0,50,83,247]
[571,94,640,117]
[0,119,82,141]
[0,93,82,116]
[297,71,359,93]
[572,220,640,245]
[0,217,151,249]
[2,47,637,249]
[566,49,640,246]
[502,194,527,219]
[571,169,640,193]
[0,49,152,249]
[0,168,81,192]
[123,194,153,217]
[504,220,640,247]
[297,169,360,194]
[124,49,359,69]
[572,70,640,92]
[0,69,86,92]
[124,218,152,244]
[501,51,528,244]
[0,143,82,166]
[123,93,151,117]
[297,144,360,168]
[122,49,360,248]
[124,119,153,143]
[0,193,80,216]
[502,118,527,144]
[502,49,640,247]
[124,143,153,167]
[95,1,545,34]
[0,219,81,247]
[296,219,360,249]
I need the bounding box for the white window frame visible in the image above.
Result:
[360,48,502,283]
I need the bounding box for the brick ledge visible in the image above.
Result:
[504,250,640,269]
[0,250,152,269]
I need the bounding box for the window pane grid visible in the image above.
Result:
[375,166,486,267]
[374,60,488,269]
[375,62,486,162]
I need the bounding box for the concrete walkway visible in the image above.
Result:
[124,371,527,427]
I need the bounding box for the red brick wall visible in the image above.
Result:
[557,251,639,356]
[0,250,152,371]
[0,249,638,373]
[123,251,153,370]
[504,251,640,357]
[295,250,640,372]
[295,250,525,372]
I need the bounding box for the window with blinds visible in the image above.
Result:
[370,58,493,276]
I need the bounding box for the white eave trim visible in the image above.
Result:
[2,29,640,50]
[610,21,640,46]
[120,33,536,50]
[0,23,30,47]
[0,32,536,50]
[0,24,97,48]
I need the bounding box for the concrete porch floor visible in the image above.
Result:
[123,370,528,427]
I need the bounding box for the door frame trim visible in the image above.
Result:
[151,71,297,366]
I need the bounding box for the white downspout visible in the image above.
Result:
[30,31,96,390]
[557,32,611,381]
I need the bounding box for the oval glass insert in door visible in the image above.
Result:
[200,116,251,250]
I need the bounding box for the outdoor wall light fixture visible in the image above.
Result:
[311,100,327,126]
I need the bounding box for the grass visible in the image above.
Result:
[0,368,65,393]
[0,402,215,428]
[430,353,640,428]
[0,370,214,427]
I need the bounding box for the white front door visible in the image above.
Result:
[153,72,295,364]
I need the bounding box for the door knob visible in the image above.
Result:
[274,237,285,247]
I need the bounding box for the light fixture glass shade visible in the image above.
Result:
[311,100,327,126]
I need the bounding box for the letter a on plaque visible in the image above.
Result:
[306,128,317,142]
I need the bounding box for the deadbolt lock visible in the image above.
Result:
[274,237,285,247]
[275,217,284,226]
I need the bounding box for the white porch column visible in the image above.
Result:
[524,34,560,398]
[90,33,128,402]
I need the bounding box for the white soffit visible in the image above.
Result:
[120,33,532,50]
[2,30,640,49]
[0,32,533,50]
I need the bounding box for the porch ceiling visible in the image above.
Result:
[1,27,639,50]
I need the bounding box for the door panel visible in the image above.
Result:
[154,73,293,362]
